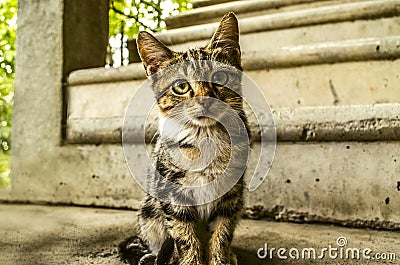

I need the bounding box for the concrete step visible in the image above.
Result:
[3,137,399,228]
[166,0,358,29]
[192,0,238,9]
[1,204,398,264]
[170,17,400,60]
[128,0,400,62]
[66,35,400,143]
[68,37,400,132]
[65,96,400,144]
[159,0,400,45]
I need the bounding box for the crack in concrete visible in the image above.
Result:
[329,79,340,105]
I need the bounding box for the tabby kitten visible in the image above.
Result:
[136,13,249,265]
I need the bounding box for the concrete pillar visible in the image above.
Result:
[0,0,126,205]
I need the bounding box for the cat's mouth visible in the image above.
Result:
[191,116,218,127]
[183,104,218,127]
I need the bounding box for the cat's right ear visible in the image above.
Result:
[137,32,174,75]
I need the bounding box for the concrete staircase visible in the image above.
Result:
[165,0,392,29]
[65,0,400,229]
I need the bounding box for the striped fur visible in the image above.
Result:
[136,13,248,265]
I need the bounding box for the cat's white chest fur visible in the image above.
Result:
[182,127,230,221]
[159,115,232,220]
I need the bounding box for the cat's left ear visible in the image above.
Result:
[207,12,241,57]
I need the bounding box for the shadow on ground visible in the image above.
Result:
[2,205,399,265]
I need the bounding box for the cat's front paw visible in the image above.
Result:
[119,236,151,265]
[139,253,157,265]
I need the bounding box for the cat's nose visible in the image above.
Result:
[197,97,213,110]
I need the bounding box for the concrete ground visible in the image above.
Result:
[0,204,398,265]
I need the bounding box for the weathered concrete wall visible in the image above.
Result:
[245,142,400,230]
[5,140,400,229]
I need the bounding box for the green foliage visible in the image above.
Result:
[0,0,17,188]
[108,0,191,66]
[109,0,192,38]
[0,153,10,187]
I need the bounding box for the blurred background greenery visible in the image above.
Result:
[108,0,191,66]
[0,0,191,188]
[0,0,16,188]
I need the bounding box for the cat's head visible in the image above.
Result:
[137,13,243,127]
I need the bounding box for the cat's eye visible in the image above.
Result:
[171,80,191,95]
[212,71,229,87]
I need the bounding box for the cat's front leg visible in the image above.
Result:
[164,204,204,265]
[208,215,239,265]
